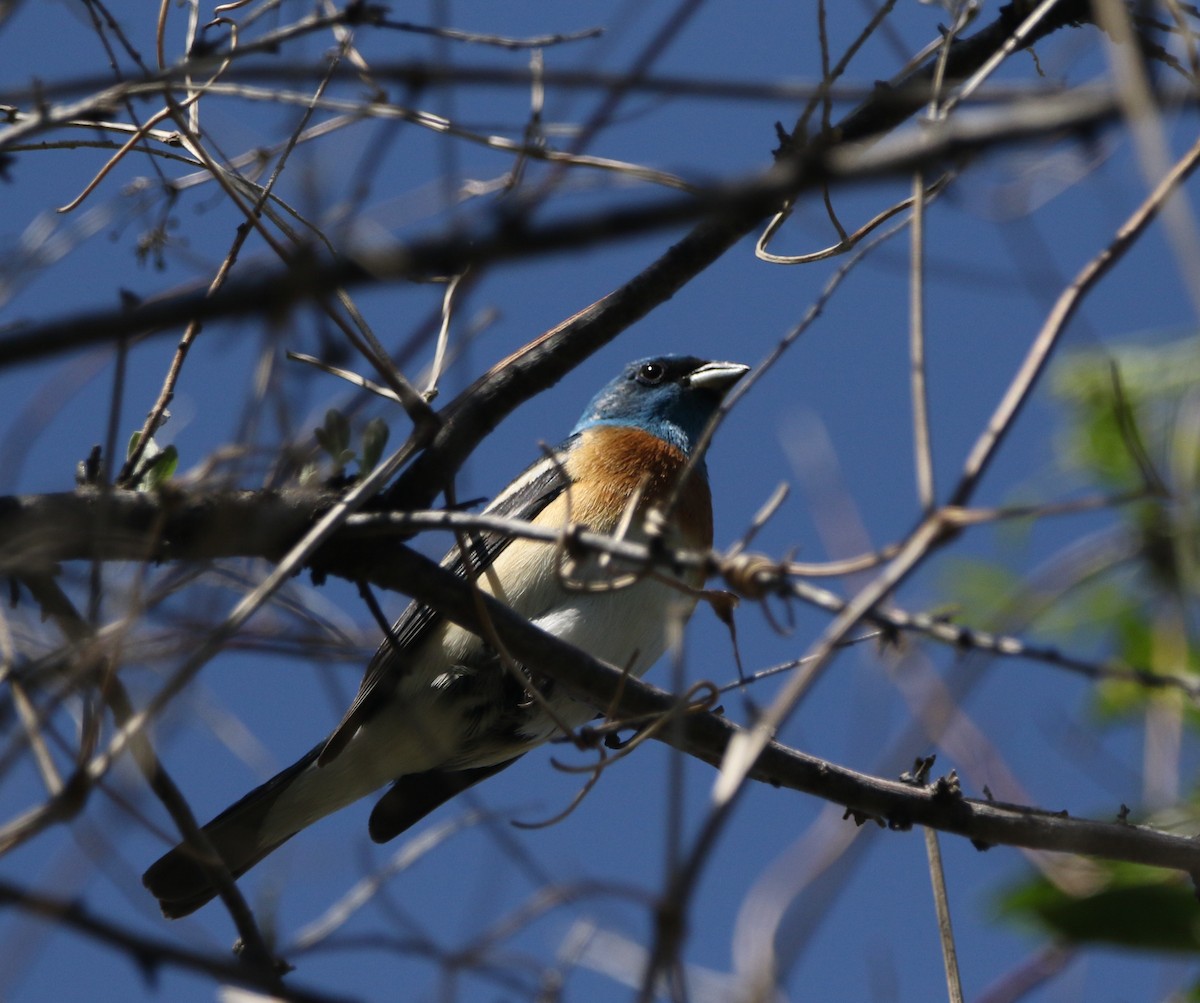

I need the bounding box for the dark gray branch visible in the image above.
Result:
[0,488,325,571]
[7,488,1195,700]
[0,878,350,1003]
[4,486,1195,872]
[315,538,1200,876]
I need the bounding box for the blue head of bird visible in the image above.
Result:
[572,356,748,460]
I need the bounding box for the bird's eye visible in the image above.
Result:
[637,362,665,385]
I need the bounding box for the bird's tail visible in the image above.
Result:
[143,743,344,918]
[144,749,527,918]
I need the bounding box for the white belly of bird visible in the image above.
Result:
[263,536,700,841]
[434,532,700,749]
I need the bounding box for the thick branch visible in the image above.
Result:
[0,488,325,571]
[7,488,1194,701]
[313,540,1200,877]
[5,486,1195,871]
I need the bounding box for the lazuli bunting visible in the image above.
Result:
[144,355,747,917]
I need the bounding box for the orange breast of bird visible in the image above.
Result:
[562,424,714,559]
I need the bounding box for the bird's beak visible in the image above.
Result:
[685,360,750,395]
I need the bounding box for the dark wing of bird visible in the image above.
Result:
[317,441,576,765]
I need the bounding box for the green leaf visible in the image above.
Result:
[323,408,351,450]
[935,558,1024,631]
[998,863,1200,953]
[140,445,178,490]
[359,417,389,474]
[315,409,355,473]
[125,431,178,490]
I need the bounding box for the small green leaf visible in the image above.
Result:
[936,558,1024,631]
[125,432,177,490]
[323,409,351,451]
[359,417,389,474]
[998,864,1200,953]
[315,409,355,474]
[140,445,178,489]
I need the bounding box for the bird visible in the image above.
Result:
[143,354,748,917]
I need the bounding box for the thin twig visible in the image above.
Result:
[951,129,1200,506]
[924,826,965,1003]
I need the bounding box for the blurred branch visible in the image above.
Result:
[9,571,281,975]
[0,878,348,1003]
[0,85,1133,372]
[0,0,1110,144]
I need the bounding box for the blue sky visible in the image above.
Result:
[1,2,1197,1001]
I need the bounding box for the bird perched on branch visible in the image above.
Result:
[143,355,748,917]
